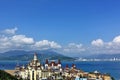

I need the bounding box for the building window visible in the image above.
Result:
[32,71,34,80]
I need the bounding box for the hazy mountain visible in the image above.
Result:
[0,50,75,61]
[86,53,120,59]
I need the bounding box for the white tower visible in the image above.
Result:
[34,53,38,61]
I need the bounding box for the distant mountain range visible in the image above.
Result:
[74,53,120,60]
[0,50,120,61]
[0,50,75,61]
[88,53,120,59]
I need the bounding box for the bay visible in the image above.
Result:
[0,61,119,80]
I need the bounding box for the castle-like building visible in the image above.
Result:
[14,53,112,80]
[15,53,63,80]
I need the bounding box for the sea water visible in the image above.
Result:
[0,61,119,80]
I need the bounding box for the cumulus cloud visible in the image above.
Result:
[11,35,34,45]
[32,40,61,50]
[2,27,18,35]
[0,34,35,52]
[1,27,120,55]
[113,35,120,43]
[90,35,120,54]
[0,28,61,52]
[91,39,104,47]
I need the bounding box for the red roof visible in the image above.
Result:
[49,61,58,66]
[66,64,69,68]
[45,59,49,64]
[45,59,61,67]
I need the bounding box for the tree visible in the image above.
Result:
[0,70,23,80]
[111,77,115,80]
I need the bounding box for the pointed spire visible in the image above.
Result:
[22,65,25,69]
[66,64,69,68]
[72,64,76,68]
[58,59,61,64]
[45,59,49,64]
[34,52,38,60]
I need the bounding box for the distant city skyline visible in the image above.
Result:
[0,0,120,56]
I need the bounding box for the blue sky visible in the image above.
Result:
[0,0,120,56]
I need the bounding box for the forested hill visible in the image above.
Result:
[0,50,75,61]
[0,70,22,80]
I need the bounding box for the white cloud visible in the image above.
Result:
[1,28,120,55]
[2,27,18,35]
[0,34,34,51]
[90,35,120,54]
[0,34,61,52]
[113,35,120,43]
[0,35,12,52]
[91,39,104,47]
[11,35,34,45]
[0,27,62,52]
[32,40,61,50]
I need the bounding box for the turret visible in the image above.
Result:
[45,59,49,64]
[66,64,69,68]
[45,59,49,69]
[72,64,76,69]
[58,59,61,64]
[22,65,25,69]
[34,53,38,61]
[58,59,61,68]
[65,64,69,70]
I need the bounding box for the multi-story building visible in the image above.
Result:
[14,53,112,80]
[15,53,62,80]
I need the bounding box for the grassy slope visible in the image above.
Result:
[0,70,22,80]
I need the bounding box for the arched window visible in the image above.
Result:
[32,71,34,80]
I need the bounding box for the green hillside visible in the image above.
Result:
[0,50,75,61]
[0,70,23,80]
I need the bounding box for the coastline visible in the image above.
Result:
[4,70,16,76]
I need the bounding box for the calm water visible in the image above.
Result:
[0,61,120,80]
